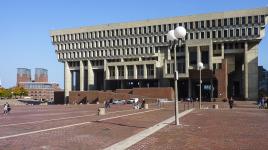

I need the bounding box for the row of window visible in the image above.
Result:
[108,64,155,78]
[188,27,259,40]
[58,47,156,60]
[52,15,265,42]
[56,35,166,50]
[56,26,259,51]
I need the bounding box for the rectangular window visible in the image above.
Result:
[212,20,216,27]
[137,65,144,78]
[230,18,234,25]
[242,28,246,36]
[261,15,265,23]
[201,21,204,28]
[230,29,234,37]
[195,32,199,39]
[218,30,222,38]
[147,64,154,77]
[235,17,240,25]
[224,30,228,38]
[236,29,240,37]
[206,31,210,38]
[118,66,124,78]
[224,18,228,26]
[254,16,259,24]
[254,27,259,35]
[195,21,199,29]
[190,33,193,39]
[109,66,115,78]
[212,31,216,38]
[206,20,210,28]
[248,16,252,24]
[242,17,246,24]
[184,22,188,29]
[248,28,252,36]
[190,22,193,29]
[201,32,204,39]
[127,66,134,77]
[218,19,222,26]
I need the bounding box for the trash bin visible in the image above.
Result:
[144,104,149,109]
[98,107,105,115]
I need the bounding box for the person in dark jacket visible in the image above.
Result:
[228,97,234,109]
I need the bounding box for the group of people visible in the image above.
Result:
[3,102,11,115]
[258,96,267,109]
[133,99,146,109]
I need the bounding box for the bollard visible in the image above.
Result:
[144,104,149,109]
[212,104,219,109]
[98,107,106,115]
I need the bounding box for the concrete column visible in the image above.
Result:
[144,64,147,79]
[244,42,248,99]
[221,43,224,58]
[209,43,213,70]
[64,61,72,103]
[168,46,171,60]
[115,66,119,79]
[188,79,192,98]
[79,61,84,91]
[185,46,189,76]
[153,64,156,78]
[197,46,201,65]
[134,65,137,79]
[88,60,94,90]
[124,65,128,79]
[106,65,110,80]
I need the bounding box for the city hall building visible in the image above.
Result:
[50,7,268,101]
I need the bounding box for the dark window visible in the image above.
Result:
[242,17,246,24]
[190,22,193,29]
[230,29,234,37]
[254,16,259,23]
[184,22,188,29]
[153,25,157,32]
[224,19,228,26]
[212,20,216,27]
[261,15,265,23]
[242,28,246,36]
[164,25,167,32]
[212,31,216,38]
[254,27,259,35]
[201,21,204,28]
[236,29,240,36]
[148,26,152,33]
[206,20,210,28]
[201,32,204,39]
[201,51,209,64]
[218,30,222,38]
[173,23,177,29]
[195,32,199,39]
[248,28,252,36]
[168,24,172,30]
[158,25,161,32]
[248,16,252,24]
[218,19,222,26]
[206,31,210,38]
[224,30,228,37]
[195,21,199,28]
[190,33,193,39]
[235,17,240,25]
[230,18,234,25]
[189,51,197,65]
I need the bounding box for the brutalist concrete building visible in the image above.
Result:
[50,7,268,101]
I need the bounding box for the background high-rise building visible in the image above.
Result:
[17,68,61,100]
[17,68,31,85]
[35,68,48,82]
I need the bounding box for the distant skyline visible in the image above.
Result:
[0,0,268,88]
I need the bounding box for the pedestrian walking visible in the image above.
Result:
[3,103,8,115]
[228,97,234,109]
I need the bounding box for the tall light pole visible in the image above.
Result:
[198,62,204,109]
[167,26,186,126]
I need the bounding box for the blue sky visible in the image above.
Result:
[0,0,267,88]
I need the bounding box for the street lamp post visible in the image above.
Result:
[198,62,204,109]
[167,26,186,126]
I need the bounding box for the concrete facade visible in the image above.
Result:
[50,7,268,100]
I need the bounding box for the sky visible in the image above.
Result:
[0,0,267,88]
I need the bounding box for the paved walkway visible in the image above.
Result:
[129,102,268,150]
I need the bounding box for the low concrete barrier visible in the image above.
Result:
[98,107,106,115]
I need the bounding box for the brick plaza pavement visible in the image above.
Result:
[129,101,268,150]
[0,101,267,150]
